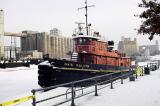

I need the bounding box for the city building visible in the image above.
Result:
[48,35,73,59]
[118,36,139,56]
[50,28,62,36]
[21,31,48,59]
[0,9,4,59]
[4,32,25,61]
[21,31,46,53]
[20,30,73,59]
[139,40,159,56]
[4,46,21,60]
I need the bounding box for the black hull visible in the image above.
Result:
[38,59,130,87]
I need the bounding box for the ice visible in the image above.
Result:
[0,65,40,103]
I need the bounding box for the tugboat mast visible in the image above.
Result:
[78,0,95,35]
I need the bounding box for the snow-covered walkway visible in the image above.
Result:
[1,64,160,106]
[67,69,160,106]
[21,68,160,106]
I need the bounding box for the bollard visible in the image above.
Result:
[71,82,75,106]
[31,90,36,106]
[95,80,98,96]
[129,75,135,81]
[144,67,150,75]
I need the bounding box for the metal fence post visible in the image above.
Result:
[71,82,75,106]
[110,75,113,89]
[121,71,123,84]
[31,90,36,106]
[81,87,83,95]
[95,79,98,96]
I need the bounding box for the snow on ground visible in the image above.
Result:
[17,67,160,106]
[69,69,160,106]
[0,65,40,103]
[1,59,160,106]
[150,55,160,61]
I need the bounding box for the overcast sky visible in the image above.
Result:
[0,0,159,46]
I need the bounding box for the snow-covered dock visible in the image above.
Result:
[0,61,160,106]
[69,68,160,106]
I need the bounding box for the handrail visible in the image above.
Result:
[32,70,133,106]
[31,63,159,106]
[34,71,121,92]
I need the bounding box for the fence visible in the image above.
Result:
[31,70,134,106]
[31,62,159,106]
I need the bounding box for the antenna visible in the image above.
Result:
[78,0,95,35]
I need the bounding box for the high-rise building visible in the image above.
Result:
[139,40,159,56]
[20,30,73,59]
[48,35,73,59]
[118,36,139,56]
[50,28,61,36]
[21,31,47,58]
[21,31,46,52]
[0,9,4,59]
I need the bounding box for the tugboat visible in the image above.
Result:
[38,0,131,87]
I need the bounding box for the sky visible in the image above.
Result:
[0,0,160,46]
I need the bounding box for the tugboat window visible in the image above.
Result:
[79,38,82,44]
[83,38,86,44]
